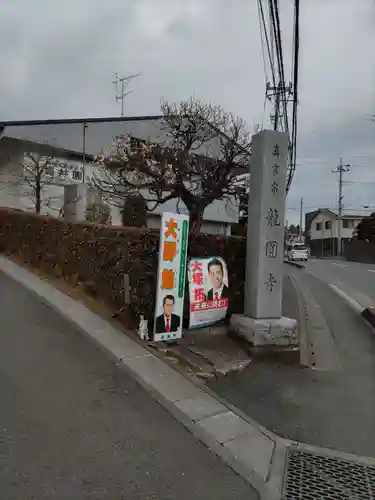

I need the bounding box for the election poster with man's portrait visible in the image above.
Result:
[188,257,229,329]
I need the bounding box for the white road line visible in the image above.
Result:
[329,283,364,314]
[331,263,347,268]
[329,284,364,314]
[368,270,375,273]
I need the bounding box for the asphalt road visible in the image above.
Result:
[305,257,375,306]
[210,265,375,458]
[0,271,259,500]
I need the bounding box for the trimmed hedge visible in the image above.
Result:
[0,208,246,327]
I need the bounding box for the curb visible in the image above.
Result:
[283,259,305,270]
[0,255,286,500]
[2,255,375,499]
[361,307,375,328]
[329,283,375,331]
[288,274,311,368]
[293,275,343,372]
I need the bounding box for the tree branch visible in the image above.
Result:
[94,97,251,231]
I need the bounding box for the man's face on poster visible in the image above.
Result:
[208,264,223,290]
[163,297,174,317]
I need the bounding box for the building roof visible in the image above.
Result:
[0,116,170,159]
[0,114,249,173]
[306,208,365,226]
[0,115,243,225]
[342,214,366,219]
[0,115,163,127]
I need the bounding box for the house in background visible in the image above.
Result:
[0,116,246,235]
[305,208,364,257]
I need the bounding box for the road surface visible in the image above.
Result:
[0,270,259,500]
[305,257,375,307]
[210,265,375,458]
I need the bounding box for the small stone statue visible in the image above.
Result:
[138,315,148,341]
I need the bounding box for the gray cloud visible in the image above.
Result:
[1,0,374,224]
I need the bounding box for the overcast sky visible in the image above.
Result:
[1,0,374,225]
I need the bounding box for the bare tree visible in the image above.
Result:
[93,98,251,232]
[21,152,68,214]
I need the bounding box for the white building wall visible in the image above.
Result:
[310,213,336,239]
[146,214,231,235]
[0,116,241,229]
[0,162,236,234]
[340,219,361,238]
[310,213,362,240]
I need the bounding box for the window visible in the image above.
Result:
[316,222,322,231]
[342,219,353,229]
[325,221,332,230]
[72,170,83,181]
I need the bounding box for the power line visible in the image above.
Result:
[289,0,300,194]
[298,156,375,161]
[343,180,375,186]
[257,0,300,193]
[268,0,289,131]
[257,0,274,86]
[257,0,277,128]
[257,1,277,95]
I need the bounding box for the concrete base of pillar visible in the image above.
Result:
[63,183,88,222]
[229,314,298,347]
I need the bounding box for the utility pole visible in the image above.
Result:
[112,72,140,117]
[332,158,350,256]
[299,197,303,239]
[82,122,87,184]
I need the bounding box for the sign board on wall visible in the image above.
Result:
[153,212,189,342]
[23,159,83,187]
[188,257,229,329]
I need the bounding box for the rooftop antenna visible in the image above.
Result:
[112,72,141,117]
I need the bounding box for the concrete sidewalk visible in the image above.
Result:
[151,269,300,379]
[210,266,375,459]
[2,255,375,499]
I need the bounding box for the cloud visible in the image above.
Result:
[0,0,374,225]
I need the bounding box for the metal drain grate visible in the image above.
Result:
[283,448,375,499]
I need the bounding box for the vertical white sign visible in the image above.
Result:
[153,212,189,342]
[245,130,288,319]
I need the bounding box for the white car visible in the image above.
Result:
[287,243,308,262]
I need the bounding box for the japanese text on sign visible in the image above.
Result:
[191,261,204,285]
[266,208,281,227]
[264,141,284,274]
[188,257,229,329]
[153,212,189,342]
[265,241,278,258]
[264,272,277,292]
[161,217,178,289]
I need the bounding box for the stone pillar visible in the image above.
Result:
[230,130,297,346]
[63,183,88,222]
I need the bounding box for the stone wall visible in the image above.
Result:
[0,208,246,327]
[344,239,375,264]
